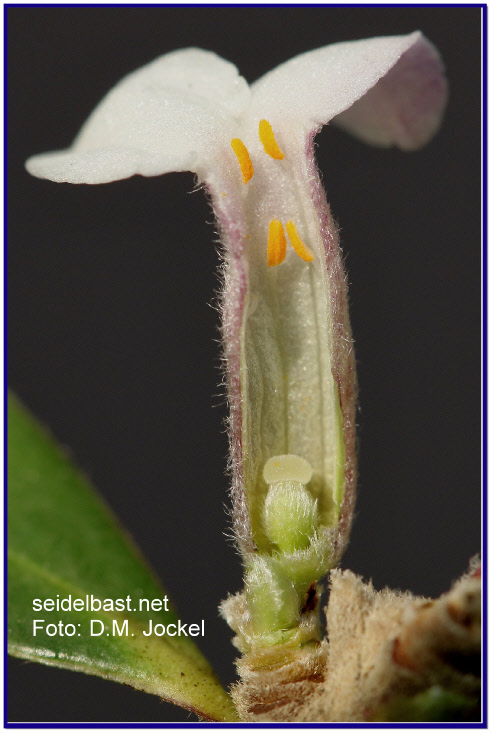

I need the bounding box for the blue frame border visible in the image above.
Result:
[481,2,488,727]
[4,2,487,728]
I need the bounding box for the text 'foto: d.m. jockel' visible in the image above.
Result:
[26,31,448,715]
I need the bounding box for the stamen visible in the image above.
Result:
[259,120,285,160]
[267,219,287,267]
[286,221,314,262]
[231,138,254,184]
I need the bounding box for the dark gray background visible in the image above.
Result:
[7,5,482,724]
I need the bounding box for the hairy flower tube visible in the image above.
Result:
[26,34,447,662]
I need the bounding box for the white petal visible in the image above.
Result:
[251,32,447,150]
[332,34,447,150]
[26,49,250,184]
[25,147,193,185]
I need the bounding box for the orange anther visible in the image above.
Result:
[231,138,254,184]
[259,120,285,160]
[286,221,314,262]
[267,219,287,267]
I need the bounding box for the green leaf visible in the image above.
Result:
[8,393,238,722]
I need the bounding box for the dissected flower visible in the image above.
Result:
[26,33,447,655]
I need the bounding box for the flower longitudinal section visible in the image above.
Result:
[25,33,448,660]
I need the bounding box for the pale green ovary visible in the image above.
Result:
[244,454,332,643]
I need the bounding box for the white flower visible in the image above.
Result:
[26,33,447,645]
